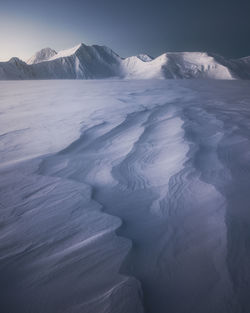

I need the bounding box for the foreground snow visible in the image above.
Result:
[0,80,250,313]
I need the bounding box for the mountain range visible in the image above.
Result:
[1,43,250,80]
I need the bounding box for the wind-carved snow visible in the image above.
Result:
[0,80,250,313]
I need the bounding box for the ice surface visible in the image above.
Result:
[1,80,250,313]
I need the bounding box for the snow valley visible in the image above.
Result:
[1,43,250,80]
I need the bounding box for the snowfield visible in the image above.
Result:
[1,79,250,313]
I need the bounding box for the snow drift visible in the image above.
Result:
[1,80,250,313]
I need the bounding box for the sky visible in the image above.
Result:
[0,0,250,61]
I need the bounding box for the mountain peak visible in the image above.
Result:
[26,47,57,64]
[8,57,26,65]
[48,44,84,61]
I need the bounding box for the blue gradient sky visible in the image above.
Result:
[1,0,250,61]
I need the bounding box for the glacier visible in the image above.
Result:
[1,79,250,313]
[1,43,250,80]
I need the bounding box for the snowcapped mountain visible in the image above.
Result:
[0,57,34,79]
[32,43,122,79]
[163,52,234,79]
[120,52,235,79]
[0,43,250,80]
[26,47,57,64]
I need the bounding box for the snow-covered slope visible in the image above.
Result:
[137,54,154,62]
[47,44,81,61]
[121,52,234,79]
[26,47,57,64]
[228,56,250,79]
[0,43,250,80]
[163,52,234,79]
[121,54,166,79]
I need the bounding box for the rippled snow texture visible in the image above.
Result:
[0,80,250,313]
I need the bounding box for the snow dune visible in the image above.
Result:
[0,80,250,313]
